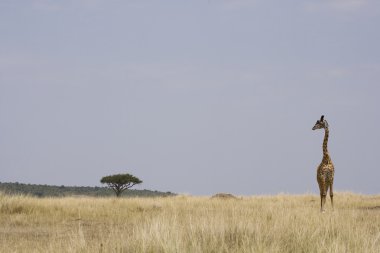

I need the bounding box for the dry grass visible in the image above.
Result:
[1,192,380,253]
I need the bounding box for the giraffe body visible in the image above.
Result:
[313,115,335,212]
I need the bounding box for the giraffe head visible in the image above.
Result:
[312,115,329,130]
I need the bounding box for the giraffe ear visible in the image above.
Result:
[320,115,324,121]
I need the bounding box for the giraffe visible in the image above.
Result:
[312,115,335,212]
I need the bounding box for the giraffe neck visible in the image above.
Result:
[323,127,330,161]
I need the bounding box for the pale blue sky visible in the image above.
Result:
[1,0,379,195]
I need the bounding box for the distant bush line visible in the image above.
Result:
[0,182,175,198]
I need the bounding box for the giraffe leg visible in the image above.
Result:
[321,194,327,212]
[318,179,324,212]
[320,182,327,213]
[330,183,334,210]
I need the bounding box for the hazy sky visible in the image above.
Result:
[1,0,379,195]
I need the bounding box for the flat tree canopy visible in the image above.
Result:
[100,173,142,197]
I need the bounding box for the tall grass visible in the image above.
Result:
[0,192,379,252]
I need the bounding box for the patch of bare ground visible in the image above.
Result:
[211,193,238,199]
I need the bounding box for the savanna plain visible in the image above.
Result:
[0,192,380,253]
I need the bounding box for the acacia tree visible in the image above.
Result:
[100,173,142,197]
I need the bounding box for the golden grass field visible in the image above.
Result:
[1,192,380,253]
